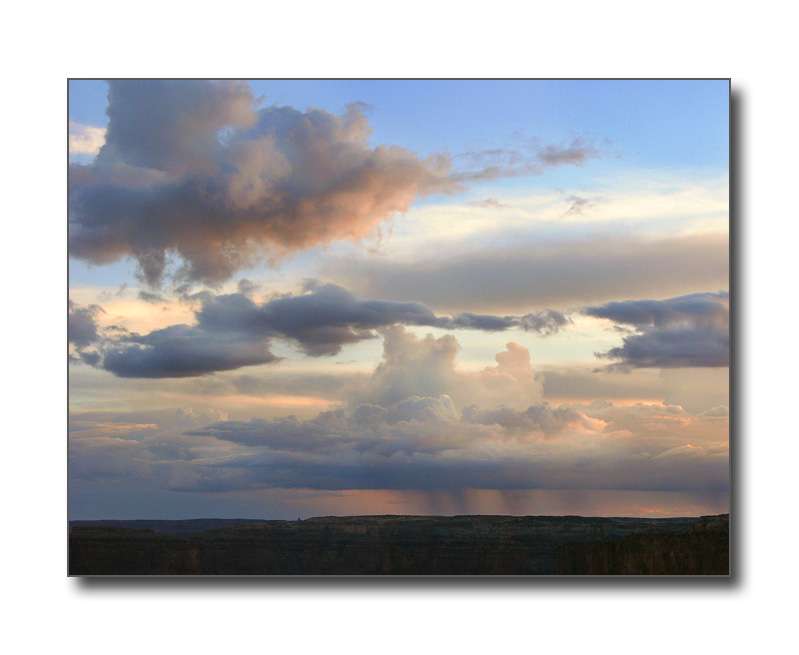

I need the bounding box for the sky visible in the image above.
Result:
[67,79,729,520]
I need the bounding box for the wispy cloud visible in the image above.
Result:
[68,121,106,156]
[451,138,602,182]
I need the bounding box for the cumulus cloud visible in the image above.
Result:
[68,80,457,286]
[352,327,544,410]
[68,82,613,286]
[461,403,604,438]
[322,233,729,313]
[586,291,729,368]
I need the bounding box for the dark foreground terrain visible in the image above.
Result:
[69,514,728,576]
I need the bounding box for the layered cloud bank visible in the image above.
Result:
[69,285,729,377]
[68,283,570,378]
[69,331,728,497]
[324,233,729,313]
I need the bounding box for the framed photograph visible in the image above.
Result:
[68,79,729,575]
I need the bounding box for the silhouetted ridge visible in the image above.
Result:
[69,514,727,575]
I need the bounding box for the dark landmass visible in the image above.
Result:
[68,514,728,576]
[70,518,269,535]
[556,514,729,575]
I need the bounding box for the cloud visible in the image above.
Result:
[137,289,165,304]
[468,197,509,208]
[586,291,729,368]
[535,365,731,414]
[461,403,603,438]
[230,371,366,403]
[351,327,544,410]
[322,233,729,313]
[68,121,106,156]
[102,324,280,378]
[69,332,728,497]
[595,326,729,368]
[452,138,601,182]
[196,282,568,357]
[81,283,568,377]
[237,278,259,296]
[585,291,729,328]
[68,299,104,348]
[537,139,600,166]
[194,282,440,357]
[562,195,595,216]
[517,310,571,335]
[70,395,728,496]
[68,80,457,286]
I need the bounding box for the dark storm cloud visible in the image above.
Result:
[194,282,570,357]
[586,291,729,368]
[195,282,440,357]
[101,324,280,378]
[517,310,571,336]
[68,299,104,347]
[585,291,729,328]
[322,233,729,313]
[435,309,569,335]
[68,80,457,286]
[87,283,568,377]
[595,326,730,368]
[142,397,726,494]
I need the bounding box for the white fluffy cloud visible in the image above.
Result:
[351,326,544,410]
